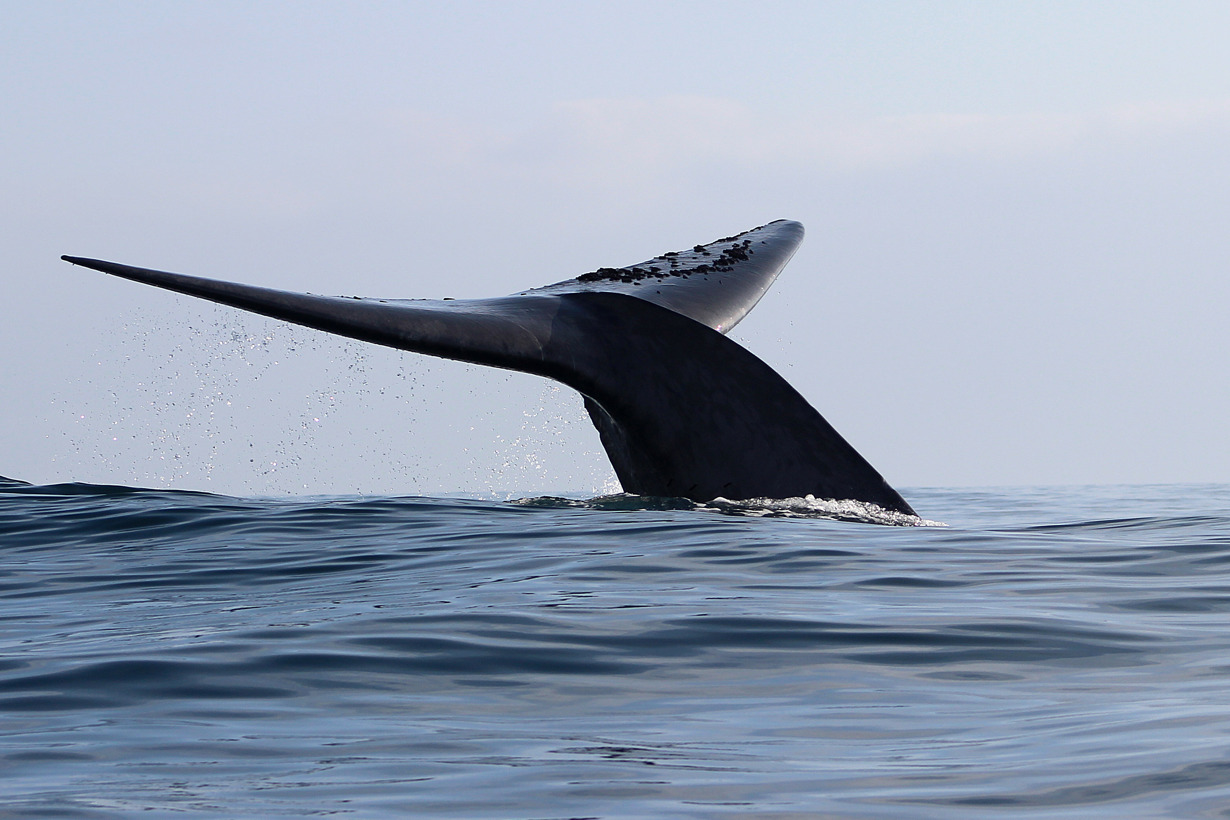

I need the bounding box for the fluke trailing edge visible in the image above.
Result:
[62,220,916,516]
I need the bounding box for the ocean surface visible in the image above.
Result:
[3,477,1230,818]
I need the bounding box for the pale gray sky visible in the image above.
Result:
[4,1,1229,495]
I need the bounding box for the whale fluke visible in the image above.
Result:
[62,220,915,515]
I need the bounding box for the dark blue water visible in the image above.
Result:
[4,477,1230,818]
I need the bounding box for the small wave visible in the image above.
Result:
[511,492,944,526]
[510,493,698,512]
[706,494,944,526]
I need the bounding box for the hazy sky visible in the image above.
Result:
[4,1,1229,496]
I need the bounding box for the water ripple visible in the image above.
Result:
[3,480,1230,817]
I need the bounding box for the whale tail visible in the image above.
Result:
[62,220,915,516]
